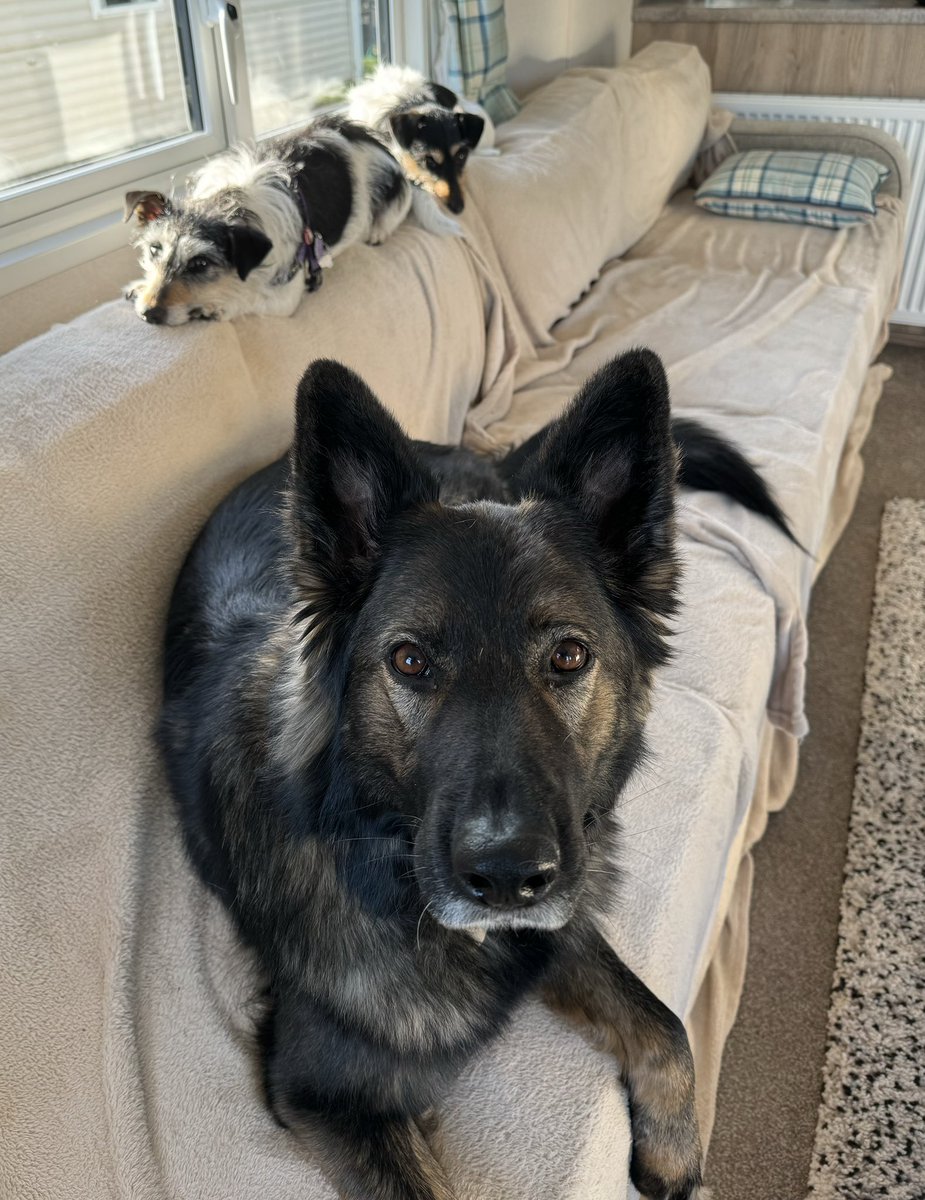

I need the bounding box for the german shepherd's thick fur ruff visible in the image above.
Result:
[159,350,792,1199]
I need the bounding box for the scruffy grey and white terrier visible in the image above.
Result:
[124,114,458,326]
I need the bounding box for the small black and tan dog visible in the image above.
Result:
[159,350,793,1199]
[348,65,486,213]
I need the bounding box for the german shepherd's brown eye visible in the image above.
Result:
[187,256,210,274]
[391,643,429,676]
[550,640,588,672]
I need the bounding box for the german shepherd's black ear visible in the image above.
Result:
[289,360,438,609]
[224,224,273,280]
[455,111,485,149]
[516,349,680,628]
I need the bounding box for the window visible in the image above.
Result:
[0,0,417,297]
[244,0,389,137]
[1,1,200,193]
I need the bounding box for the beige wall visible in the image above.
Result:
[0,245,136,357]
[505,0,633,96]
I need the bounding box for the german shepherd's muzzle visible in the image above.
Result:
[160,350,790,1198]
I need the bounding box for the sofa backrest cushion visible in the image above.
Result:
[462,41,712,344]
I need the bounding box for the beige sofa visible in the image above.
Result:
[0,42,907,1200]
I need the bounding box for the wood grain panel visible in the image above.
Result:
[632,22,925,98]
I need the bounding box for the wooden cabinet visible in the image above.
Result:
[632,9,925,98]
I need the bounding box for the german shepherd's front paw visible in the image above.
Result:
[123,279,143,302]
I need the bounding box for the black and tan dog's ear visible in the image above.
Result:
[123,190,170,224]
[515,349,679,657]
[389,112,422,149]
[289,360,438,612]
[430,82,458,109]
[455,111,485,149]
[225,225,273,281]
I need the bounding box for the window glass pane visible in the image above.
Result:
[0,0,198,194]
[244,0,388,138]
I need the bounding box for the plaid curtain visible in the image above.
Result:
[435,1,520,124]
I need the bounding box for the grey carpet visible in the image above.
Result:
[705,343,925,1200]
[806,499,925,1200]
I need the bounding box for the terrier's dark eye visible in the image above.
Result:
[149,243,162,258]
[424,156,439,173]
[187,256,210,274]
[550,640,589,673]
[455,148,468,165]
[391,643,429,677]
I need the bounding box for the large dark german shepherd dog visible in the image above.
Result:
[159,350,792,1200]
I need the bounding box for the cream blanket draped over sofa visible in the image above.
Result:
[0,42,905,1200]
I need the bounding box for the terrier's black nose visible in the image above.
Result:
[142,305,166,325]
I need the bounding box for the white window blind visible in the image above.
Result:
[0,0,197,192]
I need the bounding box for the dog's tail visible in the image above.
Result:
[408,185,463,238]
[671,417,801,547]
[501,413,802,547]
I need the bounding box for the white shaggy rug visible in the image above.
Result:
[806,499,925,1200]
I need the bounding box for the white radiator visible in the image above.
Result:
[715,92,925,327]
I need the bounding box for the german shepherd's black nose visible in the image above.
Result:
[452,833,561,909]
[142,305,167,325]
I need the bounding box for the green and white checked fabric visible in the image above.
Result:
[695,149,890,229]
[438,0,520,124]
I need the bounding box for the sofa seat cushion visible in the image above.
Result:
[480,188,904,589]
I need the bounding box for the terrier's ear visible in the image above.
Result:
[123,191,170,224]
[225,225,273,281]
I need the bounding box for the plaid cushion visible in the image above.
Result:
[438,0,520,124]
[695,149,890,229]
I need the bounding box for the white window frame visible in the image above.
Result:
[90,0,167,16]
[0,0,430,299]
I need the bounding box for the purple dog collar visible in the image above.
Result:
[296,227,333,291]
[274,182,333,291]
